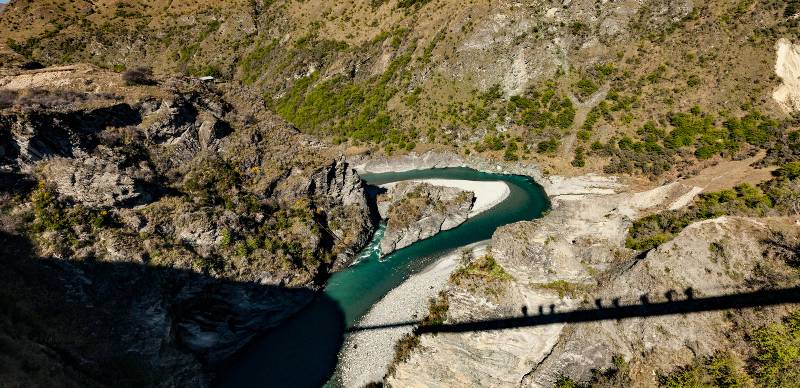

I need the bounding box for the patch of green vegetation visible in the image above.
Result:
[600,109,785,178]
[556,355,632,387]
[397,0,430,9]
[787,0,800,17]
[750,310,800,386]
[504,141,519,161]
[658,353,752,387]
[177,43,199,65]
[274,54,413,144]
[536,280,586,298]
[538,138,560,154]
[450,254,513,291]
[387,333,420,376]
[575,78,599,99]
[30,181,115,235]
[626,166,800,251]
[421,292,449,327]
[420,29,445,64]
[387,291,448,376]
[777,162,800,180]
[687,74,701,88]
[507,85,576,132]
[660,310,800,387]
[181,157,241,207]
[6,37,41,59]
[30,181,69,233]
[188,64,222,78]
[239,38,278,84]
[572,146,587,167]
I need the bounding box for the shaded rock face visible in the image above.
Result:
[268,157,375,270]
[0,77,376,386]
[308,159,374,268]
[0,230,316,387]
[377,182,474,255]
[141,94,233,174]
[0,104,141,168]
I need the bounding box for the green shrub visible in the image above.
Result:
[786,0,800,17]
[660,311,800,387]
[776,162,800,180]
[451,254,513,285]
[421,292,449,327]
[504,142,519,161]
[387,333,420,376]
[559,354,631,387]
[659,353,752,388]
[575,78,599,98]
[751,311,800,386]
[182,158,240,206]
[687,74,701,87]
[31,181,68,232]
[220,229,232,247]
[538,138,560,154]
[482,135,505,151]
[572,146,586,167]
[397,0,429,8]
[537,280,585,298]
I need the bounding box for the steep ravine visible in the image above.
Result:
[217,166,550,387]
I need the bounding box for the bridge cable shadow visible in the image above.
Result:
[347,286,800,334]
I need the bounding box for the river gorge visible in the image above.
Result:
[218,167,550,387]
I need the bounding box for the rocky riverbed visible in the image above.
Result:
[338,242,490,387]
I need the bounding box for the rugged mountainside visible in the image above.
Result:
[0,65,374,386]
[2,0,798,179]
[377,181,474,255]
[1,0,800,387]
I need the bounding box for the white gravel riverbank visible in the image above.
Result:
[337,242,490,387]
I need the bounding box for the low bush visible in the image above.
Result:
[121,67,155,86]
[538,138,560,154]
[0,90,18,109]
[572,146,586,167]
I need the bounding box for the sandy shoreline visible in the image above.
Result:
[381,179,511,217]
[338,242,490,387]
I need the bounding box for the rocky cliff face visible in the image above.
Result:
[387,178,800,387]
[377,181,474,256]
[0,66,375,386]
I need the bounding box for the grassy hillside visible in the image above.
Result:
[1,0,799,179]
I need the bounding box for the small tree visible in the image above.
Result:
[121,67,155,86]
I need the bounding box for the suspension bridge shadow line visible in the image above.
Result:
[347,286,800,334]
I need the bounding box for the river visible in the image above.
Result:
[217,167,549,387]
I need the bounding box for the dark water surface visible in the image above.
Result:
[218,168,549,388]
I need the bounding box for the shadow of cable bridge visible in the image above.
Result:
[347,286,800,334]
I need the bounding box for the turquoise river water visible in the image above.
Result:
[218,167,550,388]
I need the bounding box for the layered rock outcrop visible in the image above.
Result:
[377,181,474,256]
[0,68,376,386]
[387,177,800,387]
